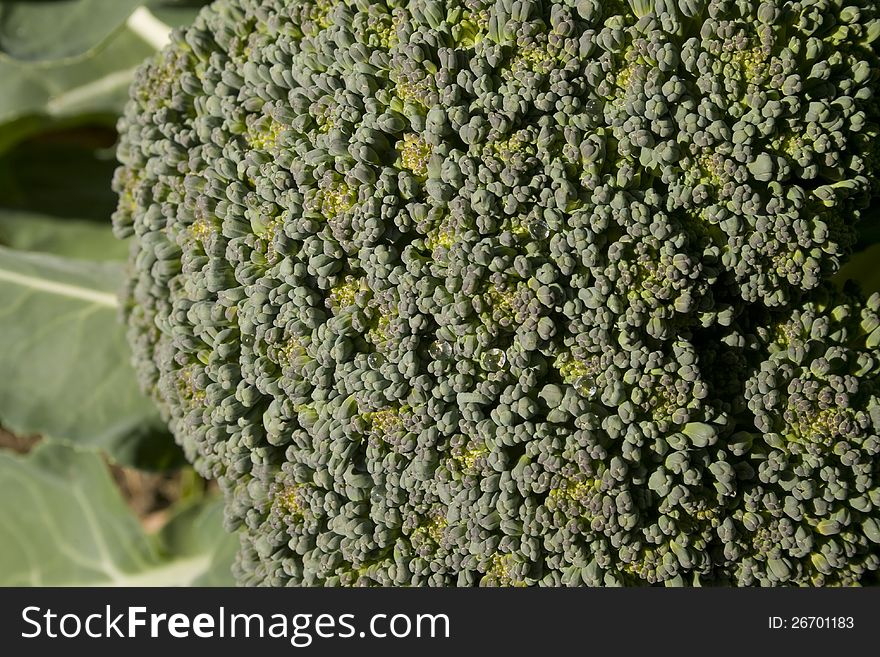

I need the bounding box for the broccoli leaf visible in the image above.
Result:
[835,243,880,297]
[0,443,236,586]
[0,17,159,154]
[157,496,240,587]
[0,245,179,468]
[0,0,145,62]
[148,0,214,30]
[0,209,127,261]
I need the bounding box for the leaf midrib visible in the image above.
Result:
[0,263,118,307]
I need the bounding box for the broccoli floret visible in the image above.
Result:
[734,289,880,584]
[114,0,880,586]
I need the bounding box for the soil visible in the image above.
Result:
[0,428,39,454]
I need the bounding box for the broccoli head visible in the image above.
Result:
[114,0,880,585]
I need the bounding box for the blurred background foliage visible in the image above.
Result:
[0,0,237,586]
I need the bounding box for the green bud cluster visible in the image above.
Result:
[114,0,880,586]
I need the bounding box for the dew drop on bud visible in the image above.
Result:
[480,348,507,371]
[528,220,549,240]
[585,98,603,114]
[574,375,598,399]
[367,353,384,368]
[429,340,452,359]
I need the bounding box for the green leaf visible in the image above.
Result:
[0,0,144,61]
[0,209,127,260]
[0,245,176,467]
[835,243,880,296]
[0,20,160,154]
[159,499,240,586]
[0,443,236,586]
[148,0,213,30]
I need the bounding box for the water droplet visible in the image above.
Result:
[429,341,452,359]
[585,98,603,114]
[242,334,255,347]
[367,353,384,368]
[481,348,507,372]
[574,375,598,399]
[528,220,549,240]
